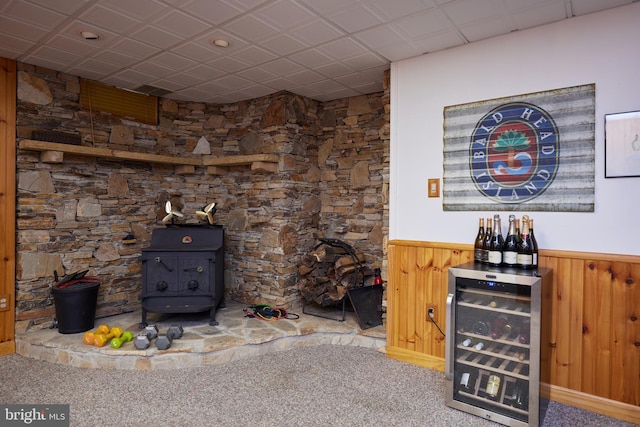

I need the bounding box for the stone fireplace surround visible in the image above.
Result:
[14,63,389,333]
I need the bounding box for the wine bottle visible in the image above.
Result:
[472,320,490,336]
[517,215,533,269]
[462,338,473,347]
[518,319,531,344]
[486,374,501,399]
[487,214,503,267]
[502,214,518,267]
[491,314,512,339]
[482,218,492,264]
[474,340,485,351]
[459,369,476,392]
[530,218,539,268]
[474,217,485,263]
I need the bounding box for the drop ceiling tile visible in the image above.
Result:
[236,84,275,99]
[69,58,123,75]
[99,0,167,22]
[0,32,36,55]
[110,68,157,85]
[262,77,298,91]
[170,41,223,63]
[236,66,278,83]
[207,56,251,73]
[214,74,254,90]
[178,0,244,25]
[47,34,103,56]
[223,15,280,43]
[130,26,184,49]
[22,56,69,72]
[354,25,423,62]
[232,46,278,66]
[457,17,514,42]
[92,50,140,68]
[151,52,198,71]
[412,30,467,54]
[259,33,307,56]
[393,8,456,40]
[313,61,354,78]
[314,86,360,101]
[111,37,162,58]
[160,72,207,87]
[152,9,211,38]
[285,68,325,84]
[253,0,316,30]
[25,0,91,15]
[78,5,141,33]
[132,61,176,78]
[298,0,361,15]
[289,49,333,68]
[342,52,387,71]
[317,37,370,60]
[350,80,383,94]
[368,0,434,21]
[0,17,50,42]
[508,0,567,29]
[183,64,227,80]
[224,0,269,12]
[3,1,67,30]
[259,58,305,75]
[290,19,344,46]
[146,78,187,92]
[24,45,83,65]
[325,4,384,33]
[571,0,632,15]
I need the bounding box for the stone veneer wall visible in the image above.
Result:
[14,62,389,332]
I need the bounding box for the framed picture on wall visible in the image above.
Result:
[605,110,640,178]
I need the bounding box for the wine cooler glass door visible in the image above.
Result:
[450,276,534,424]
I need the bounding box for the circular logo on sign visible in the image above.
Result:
[470,102,559,203]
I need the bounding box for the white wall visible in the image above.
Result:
[390,3,640,255]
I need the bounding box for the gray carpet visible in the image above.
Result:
[0,345,635,427]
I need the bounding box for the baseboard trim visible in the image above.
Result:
[541,383,640,425]
[0,341,15,356]
[386,348,639,425]
[386,346,445,372]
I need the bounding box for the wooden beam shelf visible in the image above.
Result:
[18,139,279,174]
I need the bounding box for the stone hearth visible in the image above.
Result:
[15,301,385,370]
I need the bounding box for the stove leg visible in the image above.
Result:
[209,307,219,326]
[140,308,149,329]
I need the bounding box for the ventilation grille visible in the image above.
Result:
[80,80,158,125]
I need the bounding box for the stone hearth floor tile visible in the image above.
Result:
[15,301,386,370]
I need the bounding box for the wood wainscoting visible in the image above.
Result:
[386,240,639,424]
[0,57,16,355]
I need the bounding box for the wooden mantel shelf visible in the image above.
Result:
[18,139,279,174]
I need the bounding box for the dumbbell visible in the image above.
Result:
[110,331,134,349]
[133,325,159,350]
[155,325,184,350]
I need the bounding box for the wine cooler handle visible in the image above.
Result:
[445,292,454,381]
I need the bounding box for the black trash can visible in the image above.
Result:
[51,281,100,334]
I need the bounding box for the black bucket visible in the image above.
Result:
[51,281,100,334]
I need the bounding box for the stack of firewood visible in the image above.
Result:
[298,242,374,306]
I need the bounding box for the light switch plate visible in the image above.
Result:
[428,178,440,198]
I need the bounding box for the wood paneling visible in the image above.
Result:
[0,57,16,355]
[387,240,640,424]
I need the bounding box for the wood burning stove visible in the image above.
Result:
[140,225,225,327]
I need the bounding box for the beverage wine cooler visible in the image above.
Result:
[445,262,552,427]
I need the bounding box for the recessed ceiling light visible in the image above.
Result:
[212,39,229,48]
[80,31,100,40]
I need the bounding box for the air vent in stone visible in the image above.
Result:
[132,85,172,97]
